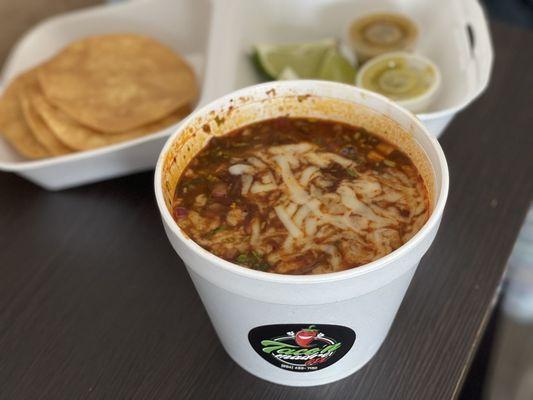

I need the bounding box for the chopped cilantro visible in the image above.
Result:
[206,225,226,238]
[236,250,271,271]
[236,253,249,263]
[253,262,270,271]
[346,168,359,178]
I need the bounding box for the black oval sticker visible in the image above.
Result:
[248,324,356,372]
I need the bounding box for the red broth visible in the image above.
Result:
[172,117,429,275]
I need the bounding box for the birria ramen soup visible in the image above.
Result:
[171,116,430,275]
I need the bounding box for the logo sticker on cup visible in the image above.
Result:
[248,324,356,372]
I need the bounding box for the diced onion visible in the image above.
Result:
[229,164,254,175]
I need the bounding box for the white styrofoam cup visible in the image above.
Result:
[155,80,449,386]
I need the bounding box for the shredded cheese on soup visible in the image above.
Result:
[173,117,429,275]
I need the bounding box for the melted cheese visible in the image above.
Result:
[223,141,427,272]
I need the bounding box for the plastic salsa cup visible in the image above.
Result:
[154,80,449,386]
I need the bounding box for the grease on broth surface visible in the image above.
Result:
[172,117,429,275]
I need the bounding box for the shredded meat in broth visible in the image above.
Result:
[173,117,429,275]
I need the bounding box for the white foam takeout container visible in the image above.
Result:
[0,0,211,190]
[154,80,450,386]
[0,0,492,190]
[204,0,493,138]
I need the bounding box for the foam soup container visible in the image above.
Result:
[154,80,449,386]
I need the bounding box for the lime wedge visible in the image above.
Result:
[278,66,300,80]
[318,47,357,84]
[253,39,354,81]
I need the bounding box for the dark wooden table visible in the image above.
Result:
[1,21,532,400]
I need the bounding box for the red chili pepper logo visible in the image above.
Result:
[295,325,319,348]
